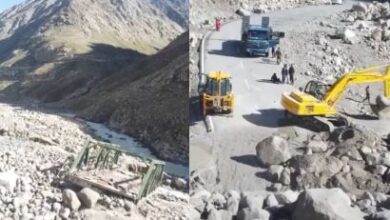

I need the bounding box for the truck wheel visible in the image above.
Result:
[266,51,270,57]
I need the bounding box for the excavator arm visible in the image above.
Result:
[324,65,390,109]
[281,65,390,117]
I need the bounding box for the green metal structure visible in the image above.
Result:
[66,141,165,202]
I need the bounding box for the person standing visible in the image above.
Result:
[215,17,221,32]
[275,48,282,64]
[281,64,288,84]
[271,46,275,58]
[289,64,295,84]
[363,85,370,102]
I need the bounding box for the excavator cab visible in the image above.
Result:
[304,81,331,100]
[202,71,234,115]
[281,65,390,132]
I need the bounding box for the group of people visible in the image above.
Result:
[271,64,295,84]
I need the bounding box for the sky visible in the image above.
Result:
[0,0,25,13]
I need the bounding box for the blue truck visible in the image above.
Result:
[241,16,285,57]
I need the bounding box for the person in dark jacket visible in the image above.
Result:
[281,64,288,84]
[271,73,280,83]
[289,64,295,84]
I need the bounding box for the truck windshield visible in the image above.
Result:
[206,78,218,96]
[248,30,268,39]
[220,79,232,96]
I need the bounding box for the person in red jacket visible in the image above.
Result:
[215,17,221,31]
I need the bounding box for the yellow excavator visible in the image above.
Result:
[202,71,234,115]
[281,65,390,132]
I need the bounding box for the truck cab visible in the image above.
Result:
[241,16,284,57]
[244,26,279,57]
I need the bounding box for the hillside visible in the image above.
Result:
[0,0,189,164]
[57,32,190,164]
[0,0,186,78]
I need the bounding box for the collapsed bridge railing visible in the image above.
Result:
[64,141,165,203]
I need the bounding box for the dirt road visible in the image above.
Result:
[190,2,356,192]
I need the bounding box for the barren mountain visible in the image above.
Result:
[0,0,189,165]
[0,0,186,78]
[58,32,190,165]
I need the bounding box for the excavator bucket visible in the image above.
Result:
[66,142,165,203]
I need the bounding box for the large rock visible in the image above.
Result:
[0,172,18,192]
[208,208,221,220]
[343,29,358,44]
[209,192,226,209]
[292,188,365,220]
[240,192,266,210]
[237,207,270,220]
[77,188,99,208]
[372,210,390,220]
[275,190,299,205]
[236,8,251,16]
[62,189,81,211]
[264,194,279,208]
[352,2,368,13]
[307,140,328,153]
[280,168,291,185]
[267,165,284,182]
[377,95,390,109]
[378,107,390,119]
[372,28,383,42]
[226,190,240,215]
[256,136,291,167]
[191,189,211,212]
[376,95,390,119]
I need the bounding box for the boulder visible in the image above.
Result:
[240,192,266,210]
[307,140,328,153]
[292,188,365,220]
[275,190,299,205]
[62,189,81,211]
[0,172,18,192]
[267,165,284,182]
[237,207,270,220]
[255,136,291,167]
[372,28,383,42]
[210,192,226,209]
[343,29,358,44]
[264,194,279,208]
[382,29,390,41]
[189,207,201,220]
[226,190,240,215]
[208,208,221,220]
[190,189,210,212]
[352,2,368,13]
[236,8,251,16]
[376,95,390,109]
[77,188,99,208]
[280,168,291,185]
[372,210,390,220]
[172,177,187,190]
[378,107,390,119]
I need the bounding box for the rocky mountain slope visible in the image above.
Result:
[0,103,189,220]
[55,32,189,165]
[0,0,186,78]
[0,0,189,165]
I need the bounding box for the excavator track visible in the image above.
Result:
[284,111,354,142]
